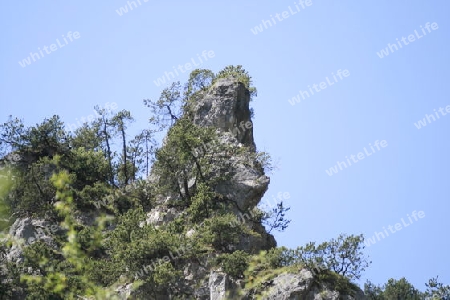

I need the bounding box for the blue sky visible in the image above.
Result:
[1,0,449,291]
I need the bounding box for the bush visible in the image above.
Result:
[283,234,370,281]
[215,250,250,279]
[193,214,256,253]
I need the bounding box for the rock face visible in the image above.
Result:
[133,78,277,298]
[5,218,59,264]
[263,270,315,299]
[209,271,229,299]
[192,78,267,212]
[146,78,276,253]
[149,78,367,299]
[139,78,366,299]
[192,78,255,149]
[260,270,367,300]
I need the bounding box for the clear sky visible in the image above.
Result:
[1,0,449,292]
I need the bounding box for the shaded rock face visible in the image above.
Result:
[213,142,269,212]
[5,218,59,264]
[148,78,267,213]
[146,78,275,251]
[263,270,315,299]
[209,271,229,299]
[195,80,276,254]
[192,78,255,149]
[191,79,267,212]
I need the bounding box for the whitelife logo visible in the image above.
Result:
[414,105,450,129]
[325,140,388,176]
[376,22,439,58]
[115,0,150,16]
[18,31,81,68]
[364,211,425,247]
[250,0,313,35]
[288,69,350,106]
[153,50,215,87]
[65,102,118,132]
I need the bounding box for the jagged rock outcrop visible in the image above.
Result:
[259,270,366,300]
[5,218,59,264]
[262,270,315,299]
[139,78,366,299]
[192,78,255,149]
[191,79,263,211]
[146,78,276,251]
[129,78,276,298]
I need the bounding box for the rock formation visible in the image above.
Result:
[3,78,367,299]
[130,78,366,299]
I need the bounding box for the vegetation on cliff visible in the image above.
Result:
[0,66,448,299]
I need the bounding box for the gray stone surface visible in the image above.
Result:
[262,270,315,300]
[6,217,58,264]
[260,270,367,300]
[209,271,228,300]
[192,78,255,149]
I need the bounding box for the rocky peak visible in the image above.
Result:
[147,77,274,247]
[192,78,255,149]
[139,77,368,299]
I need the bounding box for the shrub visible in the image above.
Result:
[215,250,250,279]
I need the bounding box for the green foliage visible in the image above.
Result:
[65,147,109,188]
[425,276,450,299]
[130,129,156,178]
[364,278,424,300]
[383,278,423,300]
[185,68,215,99]
[5,156,63,217]
[238,243,362,299]
[145,81,184,131]
[187,182,217,222]
[19,171,124,299]
[316,270,360,296]
[364,276,450,300]
[261,201,291,233]
[254,151,273,174]
[322,233,370,280]
[238,248,300,299]
[0,168,16,298]
[119,179,153,211]
[282,233,370,281]
[71,123,102,151]
[26,116,71,162]
[151,260,181,286]
[0,166,15,231]
[215,250,250,279]
[0,116,26,157]
[0,115,70,162]
[112,110,134,185]
[192,214,257,254]
[4,67,447,299]
[76,181,112,210]
[364,280,385,300]
[104,207,188,289]
[151,117,222,204]
[214,65,257,100]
